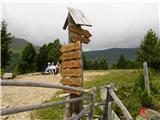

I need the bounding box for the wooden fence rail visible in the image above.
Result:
[1,80,92,95]
[1,80,133,120]
[1,96,88,116]
[1,79,95,119]
[103,84,133,120]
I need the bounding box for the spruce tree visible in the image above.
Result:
[1,20,13,69]
[37,44,48,71]
[98,58,109,70]
[15,43,37,74]
[37,39,62,71]
[138,29,160,71]
[48,39,61,63]
[116,54,127,69]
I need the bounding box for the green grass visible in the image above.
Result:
[31,69,160,120]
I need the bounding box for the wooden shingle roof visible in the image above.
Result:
[63,7,92,29]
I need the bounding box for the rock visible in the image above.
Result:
[136,108,160,120]
[3,73,13,79]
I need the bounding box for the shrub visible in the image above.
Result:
[140,89,153,107]
[133,73,153,107]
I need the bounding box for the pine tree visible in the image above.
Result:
[37,44,48,71]
[98,58,109,70]
[116,54,127,69]
[15,43,37,74]
[48,39,61,62]
[1,20,13,68]
[37,39,62,71]
[137,29,160,71]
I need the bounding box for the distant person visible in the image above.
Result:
[50,62,56,74]
[55,62,60,74]
[45,62,51,73]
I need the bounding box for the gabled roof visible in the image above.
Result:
[63,7,92,30]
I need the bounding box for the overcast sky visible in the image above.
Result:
[2,1,159,51]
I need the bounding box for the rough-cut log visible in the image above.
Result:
[61,69,81,77]
[60,41,80,53]
[61,60,81,69]
[143,62,150,95]
[69,103,92,120]
[1,80,92,95]
[64,89,82,95]
[69,25,92,38]
[72,35,90,44]
[61,51,81,61]
[1,96,88,116]
[109,88,133,120]
[60,77,81,86]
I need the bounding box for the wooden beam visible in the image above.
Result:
[61,51,81,61]
[1,80,92,95]
[61,69,81,77]
[61,60,81,69]
[63,89,81,95]
[60,77,81,86]
[60,41,81,53]
[1,96,88,116]
[143,62,150,95]
[72,35,90,44]
[69,25,92,38]
[109,88,133,120]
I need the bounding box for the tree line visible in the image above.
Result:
[1,21,160,74]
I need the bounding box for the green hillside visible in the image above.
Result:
[8,38,40,71]
[10,38,39,53]
[84,48,140,64]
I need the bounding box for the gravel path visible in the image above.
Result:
[1,71,108,120]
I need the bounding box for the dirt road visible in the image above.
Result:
[1,71,108,120]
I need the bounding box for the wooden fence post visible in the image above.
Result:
[143,62,150,95]
[88,87,96,120]
[103,85,113,120]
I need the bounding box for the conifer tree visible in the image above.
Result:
[15,43,37,74]
[138,29,160,71]
[1,20,13,68]
[116,54,127,69]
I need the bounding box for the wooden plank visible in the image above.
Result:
[1,80,92,94]
[109,89,133,120]
[61,60,81,69]
[60,41,80,53]
[69,25,92,38]
[1,96,86,116]
[61,69,81,77]
[60,77,81,86]
[72,35,90,44]
[143,62,150,95]
[61,51,81,61]
[64,89,81,95]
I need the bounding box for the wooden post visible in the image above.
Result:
[65,13,83,118]
[103,86,113,120]
[143,62,150,95]
[88,87,96,120]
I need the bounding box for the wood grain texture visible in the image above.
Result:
[61,51,81,61]
[72,35,90,44]
[69,25,92,38]
[60,41,80,53]
[61,60,81,69]
[63,89,81,95]
[61,69,81,77]
[60,77,81,86]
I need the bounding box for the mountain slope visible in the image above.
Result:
[10,38,39,54]
[84,48,140,64]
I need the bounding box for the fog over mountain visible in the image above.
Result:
[2,1,159,51]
